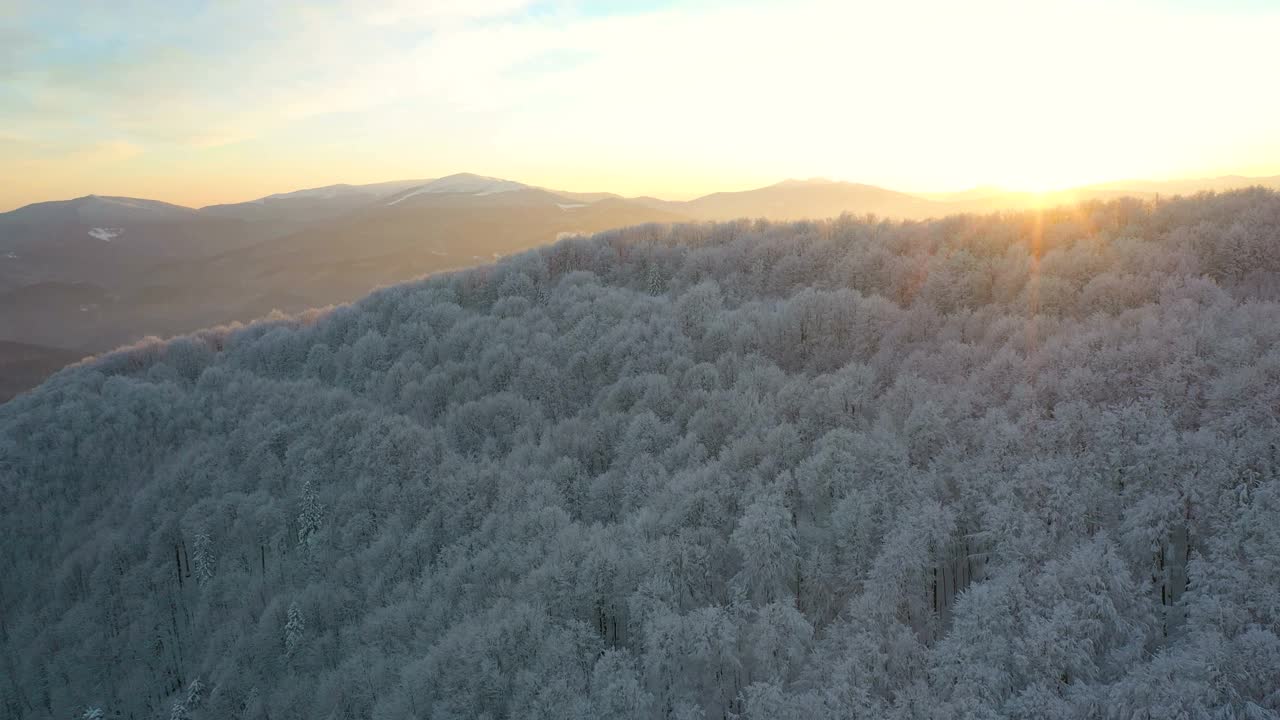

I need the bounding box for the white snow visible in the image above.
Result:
[387,175,526,205]
[89,196,147,209]
[88,228,122,242]
[253,180,429,204]
[84,196,186,215]
[557,203,586,210]
[386,188,430,206]
[265,185,352,201]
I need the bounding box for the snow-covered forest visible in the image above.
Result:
[3,190,1280,719]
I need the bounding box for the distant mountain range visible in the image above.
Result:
[2,171,1278,400]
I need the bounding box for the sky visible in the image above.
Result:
[2,0,1279,211]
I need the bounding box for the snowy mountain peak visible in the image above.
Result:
[386,174,528,205]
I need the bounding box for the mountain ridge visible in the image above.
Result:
[5,173,1280,399]
[10,172,1280,218]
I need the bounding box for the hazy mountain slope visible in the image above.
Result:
[0,194,294,355]
[541,188,625,203]
[1082,174,1280,196]
[199,179,431,223]
[4,190,1280,719]
[0,195,199,225]
[0,196,270,291]
[7,172,1280,398]
[177,184,688,310]
[917,175,1280,214]
[679,178,947,220]
[0,177,683,372]
[0,340,85,403]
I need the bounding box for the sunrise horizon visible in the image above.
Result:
[8,164,1280,214]
[6,0,1280,212]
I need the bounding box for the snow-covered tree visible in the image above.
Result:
[731,488,799,605]
[191,531,214,585]
[297,480,322,552]
[284,602,305,662]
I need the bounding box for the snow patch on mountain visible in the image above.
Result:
[386,174,527,205]
[266,185,354,201]
[87,196,148,209]
[232,179,430,206]
[88,228,122,242]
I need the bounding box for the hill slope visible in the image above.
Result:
[0,341,86,403]
[4,190,1280,718]
[676,178,946,220]
[0,176,685,377]
[0,195,267,294]
[7,171,1278,374]
[140,184,689,330]
[199,179,432,223]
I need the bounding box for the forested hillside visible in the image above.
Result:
[3,190,1280,719]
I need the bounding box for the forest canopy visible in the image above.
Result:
[3,189,1280,719]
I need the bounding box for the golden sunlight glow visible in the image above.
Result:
[2,0,1279,209]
